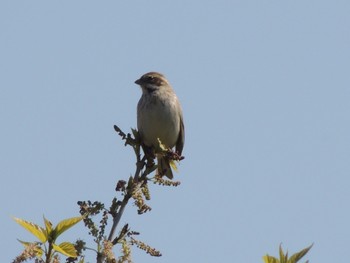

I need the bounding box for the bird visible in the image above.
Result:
[135,72,185,179]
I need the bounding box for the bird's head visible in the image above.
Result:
[135,72,170,93]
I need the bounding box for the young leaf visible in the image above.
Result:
[288,244,313,263]
[54,216,83,238]
[263,255,280,263]
[13,217,47,243]
[43,216,52,235]
[157,138,166,151]
[53,242,78,257]
[169,160,178,172]
[279,244,288,263]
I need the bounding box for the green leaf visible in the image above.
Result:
[157,138,166,151]
[54,216,83,238]
[17,239,32,246]
[169,160,178,172]
[288,244,313,263]
[263,255,280,263]
[279,244,288,263]
[13,217,47,243]
[43,216,53,235]
[53,242,77,257]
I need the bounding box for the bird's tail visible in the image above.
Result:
[157,156,173,179]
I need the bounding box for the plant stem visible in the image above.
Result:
[107,196,129,241]
[96,153,146,263]
[46,242,53,263]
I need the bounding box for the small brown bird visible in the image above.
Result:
[135,72,185,179]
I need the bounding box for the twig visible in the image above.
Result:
[97,127,149,263]
[107,197,128,241]
[107,155,147,240]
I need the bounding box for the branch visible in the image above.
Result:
[93,125,182,263]
[96,127,151,262]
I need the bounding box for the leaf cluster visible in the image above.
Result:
[13,216,83,263]
[263,244,313,263]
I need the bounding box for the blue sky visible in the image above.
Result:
[1,1,350,262]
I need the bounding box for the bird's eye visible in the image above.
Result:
[147,76,154,81]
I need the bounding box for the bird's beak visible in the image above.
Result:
[135,78,142,85]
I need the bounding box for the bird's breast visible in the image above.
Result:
[137,94,180,150]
